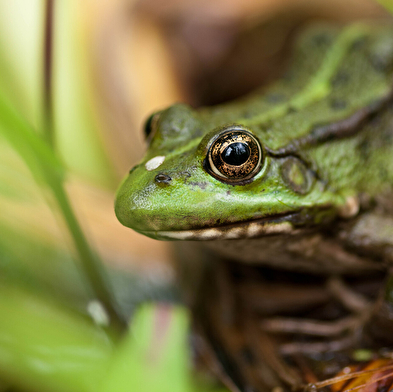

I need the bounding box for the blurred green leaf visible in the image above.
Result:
[0,291,222,392]
[0,284,114,392]
[0,1,44,133]
[0,1,116,186]
[54,0,117,187]
[0,93,64,187]
[0,220,89,304]
[0,91,124,330]
[375,0,393,13]
[100,305,194,392]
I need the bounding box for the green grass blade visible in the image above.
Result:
[0,93,63,186]
[0,93,126,332]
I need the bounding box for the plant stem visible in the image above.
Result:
[43,0,55,146]
[52,180,128,333]
[0,96,127,334]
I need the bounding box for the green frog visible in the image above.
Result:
[115,23,393,391]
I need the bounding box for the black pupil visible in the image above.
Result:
[222,142,250,166]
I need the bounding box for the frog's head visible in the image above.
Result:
[115,104,355,240]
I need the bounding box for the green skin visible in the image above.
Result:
[116,23,393,339]
[116,24,393,238]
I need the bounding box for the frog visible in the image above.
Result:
[115,23,393,392]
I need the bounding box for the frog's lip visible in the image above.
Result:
[139,211,301,241]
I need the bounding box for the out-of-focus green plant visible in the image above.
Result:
[0,87,125,329]
[0,285,200,392]
[375,0,393,13]
[0,1,116,187]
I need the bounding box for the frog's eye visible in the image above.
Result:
[206,127,263,183]
[143,112,160,141]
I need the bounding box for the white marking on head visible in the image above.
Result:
[145,156,165,171]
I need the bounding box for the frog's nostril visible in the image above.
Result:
[155,173,172,184]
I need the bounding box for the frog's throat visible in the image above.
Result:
[141,212,301,241]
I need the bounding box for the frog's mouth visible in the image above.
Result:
[141,211,302,241]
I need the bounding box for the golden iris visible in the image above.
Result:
[207,127,262,183]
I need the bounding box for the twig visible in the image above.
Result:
[279,335,356,355]
[327,276,372,314]
[303,362,393,390]
[261,316,360,337]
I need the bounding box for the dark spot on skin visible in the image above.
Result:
[331,71,349,88]
[242,111,253,119]
[370,54,393,73]
[155,173,172,184]
[330,99,347,110]
[369,111,382,125]
[368,37,393,73]
[188,181,208,190]
[379,167,388,181]
[266,93,286,104]
[358,140,370,160]
[180,171,191,181]
[312,33,332,46]
[350,37,367,52]
[382,131,393,144]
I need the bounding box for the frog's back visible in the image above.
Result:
[200,23,393,151]
[196,23,393,198]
